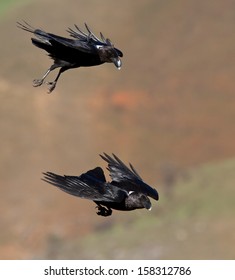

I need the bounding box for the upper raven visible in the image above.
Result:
[17,21,123,93]
[42,153,159,217]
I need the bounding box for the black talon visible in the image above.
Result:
[96,205,112,217]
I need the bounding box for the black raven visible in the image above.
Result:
[42,153,159,217]
[17,21,123,93]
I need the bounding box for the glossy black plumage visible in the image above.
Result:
[17,21,123,93]
[100,153,159,201]
[42,153,159,217]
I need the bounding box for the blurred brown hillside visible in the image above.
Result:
[0,0,235,259]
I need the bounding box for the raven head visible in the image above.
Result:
[96,39,123,69]
[126,191,152,210]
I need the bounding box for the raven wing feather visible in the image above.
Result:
[42,171,126,203]
[17,21,99,54]
[100,153,143,182]
[100,153,159,201]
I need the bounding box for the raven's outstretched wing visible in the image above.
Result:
[100,153,159,201]
[100,153,143,182]
[67,23,123,57]
[67,23,108,45]
[42,168,126,203]
[17,21,123,56]
[17,21,93,53]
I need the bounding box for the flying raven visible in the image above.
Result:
[42,153,159,217]
[17,21,123,93]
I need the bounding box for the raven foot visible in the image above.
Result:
[33,79,44,87]
[96,205,112,217]
[46,81,57,93]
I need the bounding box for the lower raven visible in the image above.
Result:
[17,22,123,93]
[42,153,159,217]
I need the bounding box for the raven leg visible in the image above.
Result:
[33,64,58,88]
[46,66,69,93]
[95,204,112,217]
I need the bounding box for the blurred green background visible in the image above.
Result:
[0,0,235,259]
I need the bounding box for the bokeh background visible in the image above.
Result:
[0,0,235,259]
